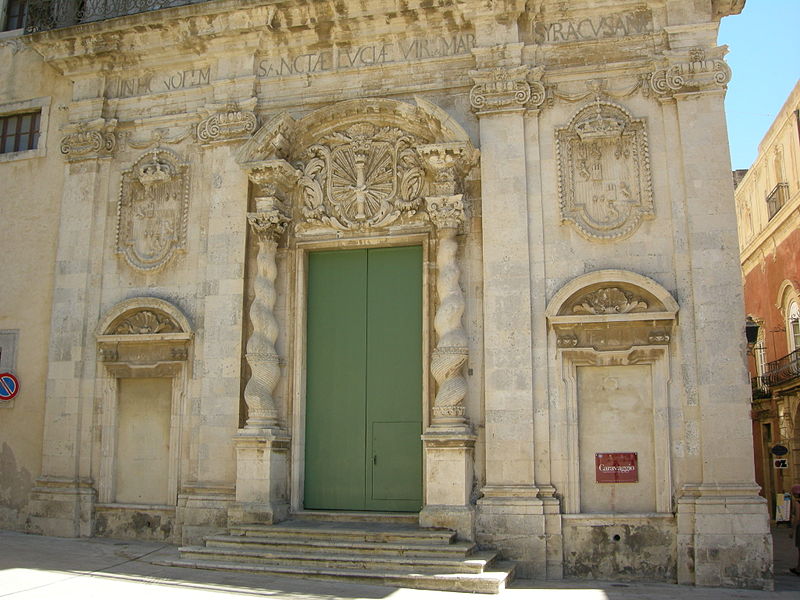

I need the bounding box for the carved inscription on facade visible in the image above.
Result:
[556,100,653,240]
[297,123,425,231]
[106,67,210,99]
[527,9,653,44]
[256,34,474,79]
[116,149,189,271]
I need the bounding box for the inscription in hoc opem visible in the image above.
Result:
[529,10,653,44]
[256,34,475,79]
[107,67,211,99]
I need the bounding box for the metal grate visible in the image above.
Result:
[25,0,209,33]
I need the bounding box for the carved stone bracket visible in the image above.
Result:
[60,119,117,162]
[650,46,731,97]
[417,142,477,198]
[197,102,258,146]
[116,148,189,271]
[469,65,531,114]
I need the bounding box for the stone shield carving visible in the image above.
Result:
[297,123,425,231]
[116,149,189,271]
[556,100,653,240]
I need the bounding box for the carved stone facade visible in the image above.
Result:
[0,0,770,592]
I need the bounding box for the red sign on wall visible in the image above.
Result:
[595,452,638,483]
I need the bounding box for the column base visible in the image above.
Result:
[677,484,772,590]
[419,504,475,540]
[231,428,291,529]
[26,477,95,537]
[477,485,552,579]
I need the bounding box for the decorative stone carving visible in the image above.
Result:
[242,164,296,430]
[650,46,732,96]
[98,347,118,362]
[60,120,117,161]
[197,109,257,145]
[417,142,476,198]
[648,329,671,344]
[557,333,579,348]
[469,65,531,113]
[572,287,648,315]
[122,127,193,150]
[296,123,425,231]
[116,149,189,271]
[112,310,181,334]
[556,99,654,240]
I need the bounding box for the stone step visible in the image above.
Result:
[204,533,477,557]
[178,544,497,574]
[158,557,516,594]
[290,510,419,525]
[229,520,456,545]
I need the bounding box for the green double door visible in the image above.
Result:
[304,246,422,512]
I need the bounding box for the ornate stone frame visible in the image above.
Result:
[95,297,192,507]
[546,270,678,515]
[236,98,478,532]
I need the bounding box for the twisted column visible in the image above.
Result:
[427,195,469,427]
[244,203,288,429]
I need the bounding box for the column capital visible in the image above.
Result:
[469,59,544,115]
[417,142,478,198]
[60,118,117,162]
[426,195,466,232]
[649,46,731,98]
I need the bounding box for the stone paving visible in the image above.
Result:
[1,527,798,599]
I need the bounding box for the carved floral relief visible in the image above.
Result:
[111,310,181,334]
[116,149,189,271]
[556,100,653,241]
[296,123,425,231]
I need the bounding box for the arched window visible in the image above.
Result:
[788,301,800,352]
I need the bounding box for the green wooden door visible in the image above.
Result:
[304,246,422,512]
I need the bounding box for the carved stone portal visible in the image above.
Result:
[556,100,653,241]
[116,149,189,271]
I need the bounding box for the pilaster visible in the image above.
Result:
[27,81,115,536]
[650,41,771,589]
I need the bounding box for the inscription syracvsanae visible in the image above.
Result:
[530,10,653,44]
[257,34,475,78]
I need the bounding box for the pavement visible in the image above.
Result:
[1,526,799,600]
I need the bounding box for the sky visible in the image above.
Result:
[719,0,800,170]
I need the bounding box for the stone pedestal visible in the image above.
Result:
[420,430,477,540]
[26,478,95,537]
[229,429,291,526]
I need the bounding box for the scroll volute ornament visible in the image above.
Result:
[61,118,117,162]
[650,46,732,96]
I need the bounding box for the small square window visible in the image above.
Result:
[0,110,40,154]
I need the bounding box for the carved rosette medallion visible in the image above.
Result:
[197,110,257,145]
[650,46,732,97]
[116,149,189,271]
[61,125,116,162]
[297,123,425,231]
[469,65,531,113]
[556,100,653,241]
[571,287,648,315]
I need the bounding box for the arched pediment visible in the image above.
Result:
[97,297,192,337]
[236,97,475,166]
[546,270,678,351]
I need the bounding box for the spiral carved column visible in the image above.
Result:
[244,205,288,429]
[428,195,469,428]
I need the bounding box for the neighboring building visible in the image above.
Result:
[737,79,800,523]
[0,0,771,590]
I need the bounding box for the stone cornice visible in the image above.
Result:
[740,199,800,277]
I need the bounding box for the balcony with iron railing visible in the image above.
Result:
[766,182,789,220]
[754,348,800,393]
[22,0,212,33]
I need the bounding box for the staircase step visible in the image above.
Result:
[157,557,516,594]
[204,533,477,557]
[179,544,497,574]
[229,519,456,545]
[290,511,419,525]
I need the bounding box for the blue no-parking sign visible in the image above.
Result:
[0,372,19,400]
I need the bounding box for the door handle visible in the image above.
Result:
[373,454,377,465]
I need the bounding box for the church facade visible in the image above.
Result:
[0,0,771,589]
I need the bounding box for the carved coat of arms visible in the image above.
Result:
[556,101,653,240]
[297,123,425,231]
[116,149,189,271]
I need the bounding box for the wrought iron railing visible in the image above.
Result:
[25,0,211,33]
[759,348,800,390]
[766,182,789,220]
